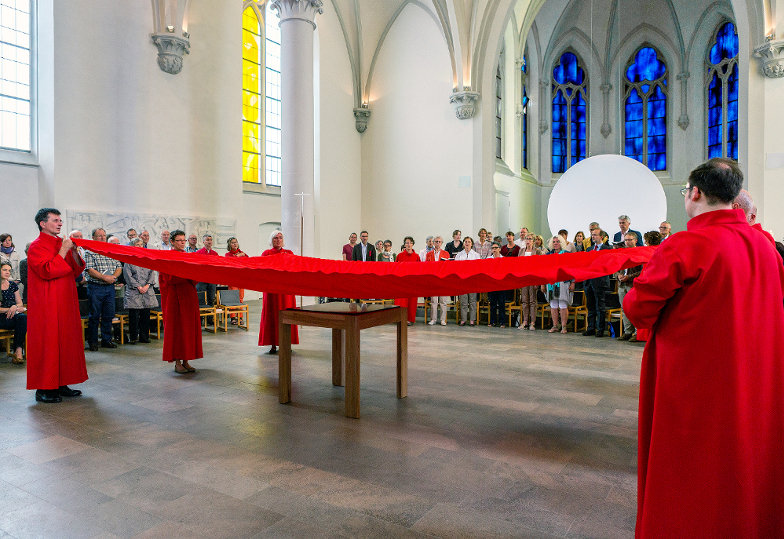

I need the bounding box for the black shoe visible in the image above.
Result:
[88,342,99,352]
[101,341,117,349]
[595,331,605,338]
[59,386,82,397]
[35,390,62,403]
[138,338,150,344]
[127,340,137,345]
[582,329,596,336]
[267,346,278,355]
[619,333,633,341]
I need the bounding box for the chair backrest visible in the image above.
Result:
[197,290,210,307]
[115,297,126,313]
[218,289,242,306]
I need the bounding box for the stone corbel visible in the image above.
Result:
[677,72,690,129]
[353,107,371,133]
[151,34,190,75]
[449,89,480,120]
[600,83,612,138]
[753,39,784,78]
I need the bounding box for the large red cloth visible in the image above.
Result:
[26,232,88,390]
[73,238,655,298]
[159,272,203,362]
[393,249,421,323]
[258,248,298,346]
[623,209,784,537]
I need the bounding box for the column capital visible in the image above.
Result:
[270,0,324,29]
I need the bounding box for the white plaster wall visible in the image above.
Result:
[314,6,362,259]
[361,5,473,247]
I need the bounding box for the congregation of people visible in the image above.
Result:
[339,216,671,341]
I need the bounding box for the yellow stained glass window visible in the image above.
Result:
[242,5,263,184]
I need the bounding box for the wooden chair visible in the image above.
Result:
[477,293,490,325]
[605,282,623,337]
[197,291,218,333]
[113,297,128,345]
[150,293,163,339]
[216,289,249,331]
[0,329,13,355]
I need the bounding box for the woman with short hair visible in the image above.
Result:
[542,236,574,334]
[0,234,21,281]
[258,231,299,354]
[518,233,543,331]
[0,262,26,364]
[394,236,420,325]
[455,236,479,325]
[123,238,159,344]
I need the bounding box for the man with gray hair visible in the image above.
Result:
[733,189,776,245]
[425,236,451,325]
[419,235,434,261]
[84,227,122,351]
[613,215,643,245]
[658,221,672,241]
[195,233,219,305]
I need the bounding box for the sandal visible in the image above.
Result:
[548,325,561,333]
[11,356,24,365]
[560,328,568,334]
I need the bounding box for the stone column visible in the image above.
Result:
[271,0,323,257]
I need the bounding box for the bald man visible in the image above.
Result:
[732,189,775,245]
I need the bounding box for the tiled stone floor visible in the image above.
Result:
[0,303,643,538]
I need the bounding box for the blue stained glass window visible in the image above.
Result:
[623,46,667,171]
[707,22,739,160]
[521,55,528,170]
[552,52,588,173]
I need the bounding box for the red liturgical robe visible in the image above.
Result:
[394,249,421,324]
[26,232,88,390]
[258,248,298,346]
[623,209,784,537]
[159,272,203,362]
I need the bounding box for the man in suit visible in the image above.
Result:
[613,215,643,246]
[582,228,613,337]
[351,230,376,262]
[426,236,451,325]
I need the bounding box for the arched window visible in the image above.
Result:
[496,49,504,160]
[520,54,528,171]
[0,0,32,154]
[706,21,739,160]
[623,46,667,171]
[551,51,587,173]
[242,2,282,186]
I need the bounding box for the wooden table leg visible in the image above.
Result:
[279,321,292,404]
[344,317,360,418]
[397,309,408,398]
[332,328,344,386]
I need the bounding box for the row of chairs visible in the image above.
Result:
[361,282,626,334]
[76,289,250,345]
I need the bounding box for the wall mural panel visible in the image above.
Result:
[66,210,236,251]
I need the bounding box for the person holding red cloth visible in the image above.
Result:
[258,230,298,354]
[624,158,784,537]
[26,208,88,403]
[224,238,248,323]
[160,230,202,374]
[394,236,420,325]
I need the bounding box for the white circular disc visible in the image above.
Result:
[547,154,668,240]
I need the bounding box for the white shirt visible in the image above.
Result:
[454,250,480,261]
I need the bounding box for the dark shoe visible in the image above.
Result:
[127,340,137,345]
[628,334,639,342]
[88,342,99,352]
[267,346,278,355]
[138,338,151,344]
[619,333,633,341]
[582,329,596,336]
[101,341,117,349]
[35,390,62,403]
[59,386,82,397]
[595,331,605,338]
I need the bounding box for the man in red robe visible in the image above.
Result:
[624,158,784,537]
[259,230,298,354]
[26,208,88,403]
[160,230,202,374]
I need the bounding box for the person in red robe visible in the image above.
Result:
[623,158,784,537]
[394,236,420,325]
[160,230,202,374]
[26,208,88,403]
[258,230,298,354]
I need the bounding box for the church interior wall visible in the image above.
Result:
[358,4,474,246]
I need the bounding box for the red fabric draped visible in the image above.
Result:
[73,239,656,299]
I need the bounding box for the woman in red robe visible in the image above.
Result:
[258,231,298,354]
[160,230,202,374]
[26,209,88,403]
[394,236,420,325]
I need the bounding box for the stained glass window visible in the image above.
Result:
[551,52,587,173]
[521,55,528,171]
[623,46,667,171]
[496,49,503,160]
[0,0,32,152]
[242,2,282,186]
[706,21,739,160]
